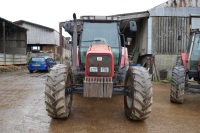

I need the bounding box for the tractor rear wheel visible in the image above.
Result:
[124,66,153,121]
[45,64,72,118]
[170,65,185,103]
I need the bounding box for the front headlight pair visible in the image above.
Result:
[89,67,109,73]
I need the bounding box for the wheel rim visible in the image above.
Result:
[126,77,132,108]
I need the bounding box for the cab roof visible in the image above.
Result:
[80,16,121,22]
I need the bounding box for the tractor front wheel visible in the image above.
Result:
[45,64,72,118]
[124,66,153,121]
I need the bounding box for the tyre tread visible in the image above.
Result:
[124,66,153,121]
[45,64,72,118]
[170,65,185,103]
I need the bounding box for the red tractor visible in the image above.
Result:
[45,13,153,120]
[170,29,200,103]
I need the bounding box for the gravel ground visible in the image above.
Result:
[0,69,200,133]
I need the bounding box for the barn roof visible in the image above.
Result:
[14,20,54,31]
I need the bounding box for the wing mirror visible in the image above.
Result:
[64,21,71,32]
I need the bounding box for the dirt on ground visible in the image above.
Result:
[0,69,200,133]
[0,65,27,73]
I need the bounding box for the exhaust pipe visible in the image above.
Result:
[72,13,77,70]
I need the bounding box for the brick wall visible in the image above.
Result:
[42,45,57,59]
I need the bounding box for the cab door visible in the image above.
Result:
[190,33,200,70]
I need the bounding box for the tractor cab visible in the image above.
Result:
[186,30,200,71]
[79,20,121,69]
[64,15,137,72]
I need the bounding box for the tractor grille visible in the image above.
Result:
[84,77,113,98]
[87,54,111,77]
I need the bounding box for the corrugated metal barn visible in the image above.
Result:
[150,0,200,54]
[0,17,27,65]
[112,0,200,77]
[150,0,200,77]
[14,20,70,60]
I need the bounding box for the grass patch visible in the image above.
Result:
[166,77,172,82]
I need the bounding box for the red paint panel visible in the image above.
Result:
[85,44,114,78]
[120,47,129,69]
[181,53,188,69]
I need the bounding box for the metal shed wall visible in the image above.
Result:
[152,16,190,54]
[0,19,27,65]
[0,30,27,55]
[131,18,148,56]
[22,23,59,45]
[150,7,200,17]
[54,31,60,46]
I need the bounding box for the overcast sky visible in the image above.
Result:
[1,0,167,36]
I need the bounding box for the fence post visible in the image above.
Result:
[3,21,6,66]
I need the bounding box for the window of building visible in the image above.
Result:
[32,46,40,51]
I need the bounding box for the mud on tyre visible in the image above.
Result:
[45,64,72,118]
[170,65,185,103]
[124,66,153,121]
[175,56,188,87]
[176,56,183,66]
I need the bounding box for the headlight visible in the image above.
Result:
[101,67,109,73]
[90,67,98,72]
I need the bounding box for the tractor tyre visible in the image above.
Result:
[170,65,185,104]
[124,66,153,121]
[141,56,152,74]
[45,64,72,118]
[175,56,188,87]
[176,56,183,66]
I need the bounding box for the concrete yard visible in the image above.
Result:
[0,70,200,133]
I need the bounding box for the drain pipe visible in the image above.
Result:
[72,13,77,70]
